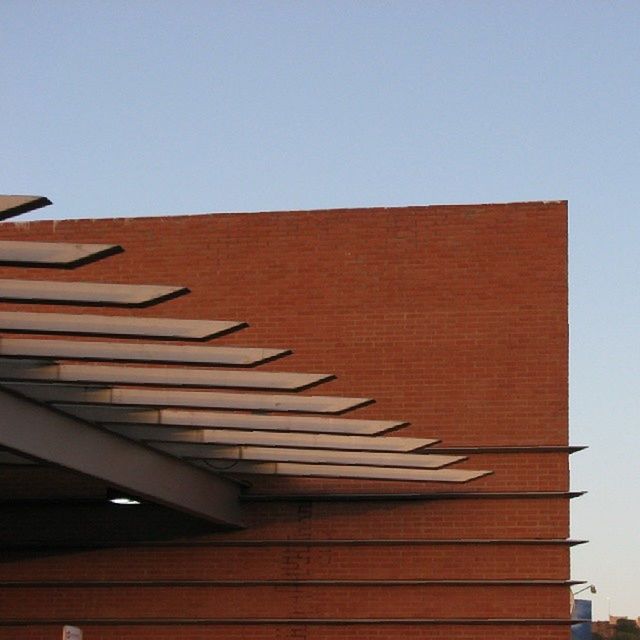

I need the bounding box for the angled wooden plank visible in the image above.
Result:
[193,460,492,483]
[0,195,51,221]
[0,279,189,307]
[0,311,246,341]
[105,423,437,452]
[3,382,372,414]
[0,360,334,391]
[0,388,242,526]
[0,241,123,268]
[57,404,408,435]
[151,442,463,469]
[3,383,112,404]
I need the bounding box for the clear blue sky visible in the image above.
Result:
[2,0,638,620]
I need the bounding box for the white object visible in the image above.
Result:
[63,627,82,640]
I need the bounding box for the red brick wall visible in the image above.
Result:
[0,201,570,638]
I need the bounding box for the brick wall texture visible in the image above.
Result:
[0,200,571,638]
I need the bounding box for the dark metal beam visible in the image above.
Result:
[0,388,242,527]
[150,442,464,469]
[0,241,123,268]
[105,423,437,452]
[0,311,247,341]
[0,617,588,627]
[190,460,491,483]
[0,359,334,391]
[0,279,189,307]
[0,195,52,221]
[5,382,373,414]
[58,405,408,435]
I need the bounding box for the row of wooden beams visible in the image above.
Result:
[0,195,51,221]
[0,193,490,488]
[194,460,491,483]
[59,405,407,435]
[5,382,373,414]
[106,423,436,452]
[0,279,189,308]
[0,241,123,268]
[151,442,463,469]
[0,360,334,391]
[0,311,246,341]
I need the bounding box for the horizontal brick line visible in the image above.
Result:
[0,618,588,627]
[243,491,584,502]
[0,579,581,588]
[0,538,587,550]
[429,446,584,454]
[0,492,584,508]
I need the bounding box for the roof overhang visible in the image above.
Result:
[0,387,242,527]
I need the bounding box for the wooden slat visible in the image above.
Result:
[153,442,464,469]
[194,460,492,483]
[0,195,51,221]
[105,423,437,452]
[0,311,246,341]
[57,405,408,435]
[56,404,159,424]
[0,279,189,307]
[0,360,333,391]
[4,382,373,414]
[0,241,123,268]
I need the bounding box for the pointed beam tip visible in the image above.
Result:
[294,373,337,391]
[247,348,293,367]
[133,285,190,308]
[376,420,411,435]
[332,398,375,415]
[0,195,52,220]
[0,242,124,269]
[0,280,191,308]
[408,438,441,451]
[196,321,249,341]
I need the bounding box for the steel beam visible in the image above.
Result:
[0,388,242,526]
[57,405,408,435]
[0,311,246,341]
[0,279,189,307]
[0,241,123,268]
[4,382,372,414]
[105,423,437,452]
[152,442,464,469]
[0,360,334,391]
[194,460,493,483]
[0,195,51,221]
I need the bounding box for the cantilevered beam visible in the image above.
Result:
[0,195,51,221]
[58,405,408,435]
[0,387,242,527]
[0,311,246,341]
[194,460,492,483]
[0,279,189,307]
[4,382,372,414]
[0,360,334,391]
[151,442,463,469]
[0,241,123,268]
[106,423,437,452]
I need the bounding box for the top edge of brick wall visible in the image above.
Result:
[1,200,568,227]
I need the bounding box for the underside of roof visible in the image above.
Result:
[0,195,492,533]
